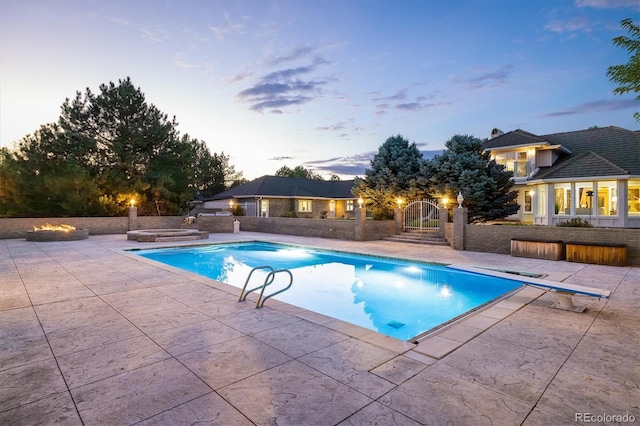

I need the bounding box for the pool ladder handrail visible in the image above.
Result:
[238,266,294,308]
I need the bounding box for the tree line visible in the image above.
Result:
[353,134,519,223]
[0,78,243,217]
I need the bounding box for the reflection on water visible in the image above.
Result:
[138,242,520,340]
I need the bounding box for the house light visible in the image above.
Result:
[442,197,449,208]
[396,197,404,208]
[229,199,234,209]
[130,199,135,208]
[457,192,464,208]
[358,197,364,208]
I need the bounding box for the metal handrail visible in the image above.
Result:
[238,265,274,301]
[256,269,294,308]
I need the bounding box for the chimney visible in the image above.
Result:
[490,128,504,139]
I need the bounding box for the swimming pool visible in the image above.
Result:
[135,242,522,341]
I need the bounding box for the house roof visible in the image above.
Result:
[484,126,640,180]
[205,175,356,200]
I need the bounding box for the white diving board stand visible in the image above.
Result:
[447,264,611,313]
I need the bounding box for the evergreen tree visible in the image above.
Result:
[423,134,519,223]
[607,18,640,123]
[353,134,427,219]
[0,78,241,216]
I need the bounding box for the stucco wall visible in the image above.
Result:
[464,225,639,265]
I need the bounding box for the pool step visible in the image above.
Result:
[383,232,449,246]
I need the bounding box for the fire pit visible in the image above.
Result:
[26,224,89,242]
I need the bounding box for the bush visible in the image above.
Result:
[556,217,593,228]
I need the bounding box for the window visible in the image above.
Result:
[493,151,531,178]
[297,200,312,212]
[524,190,532,213]
[554,183,571,215]
[596,181,617,216]
[346,200,354,212]
[628,180,640,215]
[575,183,594,215]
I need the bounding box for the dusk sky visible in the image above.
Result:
[1,0,638,180]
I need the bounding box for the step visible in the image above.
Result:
[383,234,449,246]
[155,235,204,242]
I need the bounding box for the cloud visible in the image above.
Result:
[453,65,514,89]
[545,16,595,35]
[303,149,444,178]
[268,156,295,161]
[575,0,640,9]
[110,17,167,43]
[237,47,333,112]
[209,12,244,41]
[543,98,637,117]
[267,45,315,66]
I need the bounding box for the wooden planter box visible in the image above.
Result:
[565,242,627,266]
[511,238,564,261]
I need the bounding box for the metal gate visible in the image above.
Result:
[403,200,439,231]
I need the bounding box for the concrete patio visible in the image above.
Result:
[1,232,638,425]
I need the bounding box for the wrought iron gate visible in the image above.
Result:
[403,200,440,231]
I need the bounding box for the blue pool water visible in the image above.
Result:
[135,242,522,341]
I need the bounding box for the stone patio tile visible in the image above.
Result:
[177,336,291,390]
[586,309,640,345]
[458,312,502,330]
[219,360,373,425]
[298,338,397,399]
[439,334,571,404]
[337,401,422,425]
[379,363,531,425]
[0,307,43,341]
[536,365,640,422]
[216,306,301,335]
[0,333,53,372]
[71,358,211,425]
[522,407,582,425]
[126,305,212,334]
[561,335,640,387]
[34,297,122,333]
[138,391,252,425]
[253,320,349,358]
[100,287,186,316]
[27,281,95,305]
[0,358,68,412]
[57,335,171,389]
[0,291,31,311]
[436,323,485,344]
[370,354,430,385]
[46,316,144,356]
[0,390,82,426]
[411,335,460,359]
[79,271,150,295]
[403,350,438,366]
[148,318,245,357]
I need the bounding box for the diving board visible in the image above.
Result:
[447,264,611,313]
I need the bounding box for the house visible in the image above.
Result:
[483,126,640,228]
[196,175,357,219]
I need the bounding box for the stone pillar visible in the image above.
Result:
[355,206,366,241]
[452,207,467,250]
[394,208,403,234]
[128,206,138,231]
[438,206,448,237]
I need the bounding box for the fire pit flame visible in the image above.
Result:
[33,223,77,232]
